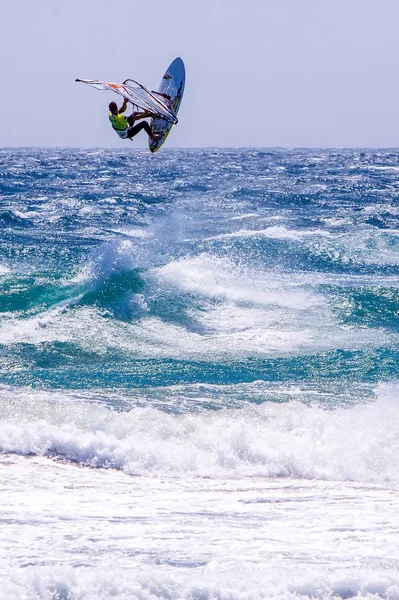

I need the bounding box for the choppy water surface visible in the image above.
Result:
[1,148,399,599]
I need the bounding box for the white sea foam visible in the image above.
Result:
[0,251,395,358]
[367,164,399,171]
[0,382,398,482]
[154,254,323,309]
[108,226,153,238]
[229,212,259,220]
[308,228,399,267]
[0,305,72,345]
[1,447,399,600]
[77,204,102,216]
[12,210,40,219]
[206,225,331,242]
[3,565,399,600]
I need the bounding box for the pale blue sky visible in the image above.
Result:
[1,0,399,147]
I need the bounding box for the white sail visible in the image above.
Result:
[76,78,178,124]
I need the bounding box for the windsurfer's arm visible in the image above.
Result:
[132,110,154,120]
[118,98,129,114]
[126,109,153,128]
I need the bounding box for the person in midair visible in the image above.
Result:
[108,98,161,141]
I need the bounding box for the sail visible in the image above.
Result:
[75,78,178,124]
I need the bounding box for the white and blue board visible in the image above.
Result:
[149,57,186,153]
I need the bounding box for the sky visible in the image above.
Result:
[1,0,399,148]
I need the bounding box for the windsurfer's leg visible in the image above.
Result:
[127,122,160,140]
[127,111,153,127]
[127,122,152,139]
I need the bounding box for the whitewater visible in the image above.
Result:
[0,147,399,599]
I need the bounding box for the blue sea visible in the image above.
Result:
[1,147,399,599]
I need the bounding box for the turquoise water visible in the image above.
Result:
[1,148,399,396]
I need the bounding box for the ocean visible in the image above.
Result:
[0,147,398,599]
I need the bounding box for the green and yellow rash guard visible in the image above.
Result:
[109,112,128,131]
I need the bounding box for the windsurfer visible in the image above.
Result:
[108,99,161,141]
